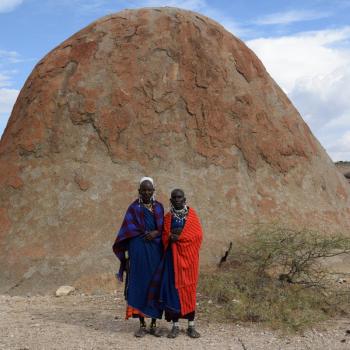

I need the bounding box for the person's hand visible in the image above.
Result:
[171,228,182,235]
[116,259,128,282]
[144,230,159,241]
[170,233,179,242]
[116,271,124,282]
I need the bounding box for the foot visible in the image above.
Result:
[187,326,200,338]
[167,325,180,338]
[134,325,148,338]
[149,325,162,337]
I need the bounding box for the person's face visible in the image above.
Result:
[139,181,154,204]
[170,190,186,210]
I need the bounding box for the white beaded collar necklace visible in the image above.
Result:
[171,205,189,220]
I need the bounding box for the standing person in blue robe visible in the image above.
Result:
[113,177,164,337]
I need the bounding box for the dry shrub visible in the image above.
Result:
[199,225,350,332]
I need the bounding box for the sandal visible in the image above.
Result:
[134,325,148,338]
[187,326,200,338]
[149,325,162,337]
[167,325,180,338]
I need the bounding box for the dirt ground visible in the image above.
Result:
[1,291,350,350]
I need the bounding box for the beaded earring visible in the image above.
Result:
[138,192,143,204]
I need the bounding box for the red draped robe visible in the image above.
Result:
[162,208,203,315]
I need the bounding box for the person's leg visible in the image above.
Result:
[134,316,147,337]
[149,318,162,337]
[167,316,180,338]
[186,312,200,338]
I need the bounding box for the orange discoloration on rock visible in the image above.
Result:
[336,183,348,201]
[323,210,342,225]
[74,174,91,191]
[12,244,47,261]
[302,123,319,156]
[0,208,11,241]
[0,162,21,189]
[232,38,266,83]
[256,198,277,216]
[112,179,134,193]
[225,187,237,200]
[7,176,24,189]
[70,41,98,65]
[53,231,95,257]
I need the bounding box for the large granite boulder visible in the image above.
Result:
[1,7,349,294]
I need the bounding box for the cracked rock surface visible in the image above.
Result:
[0,7,349,295]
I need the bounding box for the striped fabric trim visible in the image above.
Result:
[125,305,145,320]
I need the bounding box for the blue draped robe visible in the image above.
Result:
[126,207,163,318]
[113,201,164,319]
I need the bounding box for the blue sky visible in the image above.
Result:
[1,0,350,160]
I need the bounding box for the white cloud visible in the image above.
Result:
[247,27,350,161]
[0,49,22,136]
[0,49,21,63]
[290,66,350,128]
[132,0,206,11]
[0,88,19,136]
[0,50,21,89]
[254,10,331,25]
[0,0,24,13]
[43,0,111,14]
[328,131,350,161]
[74,0,110,13]
[0,73,12,88]
[247,27,350,92]
[0,88,18,114]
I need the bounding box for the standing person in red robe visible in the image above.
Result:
[158,188,203,338]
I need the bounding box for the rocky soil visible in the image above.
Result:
[1,291,350,350]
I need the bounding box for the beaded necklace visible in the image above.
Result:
[139,197,154,212]
[170,204,189,221]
